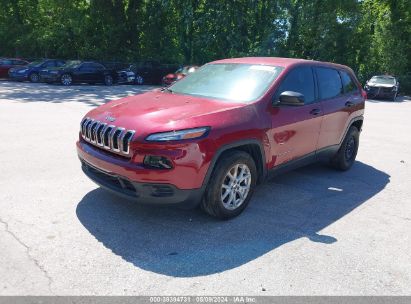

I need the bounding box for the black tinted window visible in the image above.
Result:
[44,61,55,67]
[340,71,358,93]
[316,67,343,99]
[79,63,92,70]
[276,66,315,104]
[13,60,25,65]
[91,63,105,70]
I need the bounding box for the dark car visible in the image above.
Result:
[40,61,117,86]
[162,65,199,86]
[8,59,66,82]
[364,75,399,101]
[127,61,179,85]
[77,57,366,219]
[0,58,29,78]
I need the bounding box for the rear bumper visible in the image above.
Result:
[80,159,202,207]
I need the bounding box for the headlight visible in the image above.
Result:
[50,70,59,74]
[18,69,28,74]
[146,127,210,142]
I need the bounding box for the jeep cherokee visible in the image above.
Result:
[77,57,366,219]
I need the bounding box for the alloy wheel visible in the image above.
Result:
[30,73,39,82]
[135,75,144,85]
[61,74,72,85]
[221,164,252,210]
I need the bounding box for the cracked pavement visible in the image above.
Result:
[0,82,410,295]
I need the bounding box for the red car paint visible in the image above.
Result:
[162,65,199,86]
[0,58,29,78]
[77,57,365,207]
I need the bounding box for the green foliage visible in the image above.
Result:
[0,0,410,92]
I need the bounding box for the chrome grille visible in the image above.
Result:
[80,117,135,156]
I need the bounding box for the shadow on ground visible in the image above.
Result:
[76,161,389,277]
[0,81,157,106]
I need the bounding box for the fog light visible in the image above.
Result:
[144,155,173,169]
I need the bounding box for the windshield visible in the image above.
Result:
[370,76,395,85]
[28,61,44,67]
[169,63,283,102]
[63,60,81,68]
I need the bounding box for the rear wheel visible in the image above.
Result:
[330,126,359,171]
[61,74,72,86]
[104,75,113,86]
[29,73,40,83]
[201,151,257,219]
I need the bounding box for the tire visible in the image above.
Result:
[134,75,144,85]
[201,151,257,219]
[330,126,360,171]
[29,73,40,83]
[61,74,72,86]
[104,75,113,86]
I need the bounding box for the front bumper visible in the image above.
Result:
[81,159,202,207]
[77,140,211,207]
[366,86,396,98]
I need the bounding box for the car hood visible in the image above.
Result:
[367,82,395,88]
[85,90,246,138]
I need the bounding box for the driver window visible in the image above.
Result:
[275,66,315,104]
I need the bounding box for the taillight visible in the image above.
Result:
[361,89,367,100]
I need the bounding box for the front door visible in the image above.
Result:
[269,66,323,166]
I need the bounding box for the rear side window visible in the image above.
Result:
[43,61,55,68]
[276,66,315,104]
[340,70,358,93]
[316,67,343,100]
[12,60,25,65]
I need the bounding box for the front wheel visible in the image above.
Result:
[134,75,144,85]
[201,151,257,219]
[29,73,40,83]
[330,126,359,171]
[104,75,113,86]
[61,74,72,86]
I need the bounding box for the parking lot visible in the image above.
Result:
[0,81,410,295]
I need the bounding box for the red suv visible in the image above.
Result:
[77,57,365,219]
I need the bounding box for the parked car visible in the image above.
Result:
[40,61,117,85]
[126,61,179,84]
[77,57,366,219]
[8,59,66,82]
[162,65,199,86]
[364,75,399,101]
[0,58,29,78]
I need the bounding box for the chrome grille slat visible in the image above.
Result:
[80,117,135,156]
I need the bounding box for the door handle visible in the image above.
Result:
[309,108,321,116]
[345,101,354,107]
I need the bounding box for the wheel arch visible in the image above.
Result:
[202,139,267,188]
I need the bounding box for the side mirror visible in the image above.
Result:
[277,91,305,106]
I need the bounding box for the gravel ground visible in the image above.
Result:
[0,81,410,295]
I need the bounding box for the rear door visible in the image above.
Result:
[89,63,106,82]
[270,66,323,166]
[316,67,361,149]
